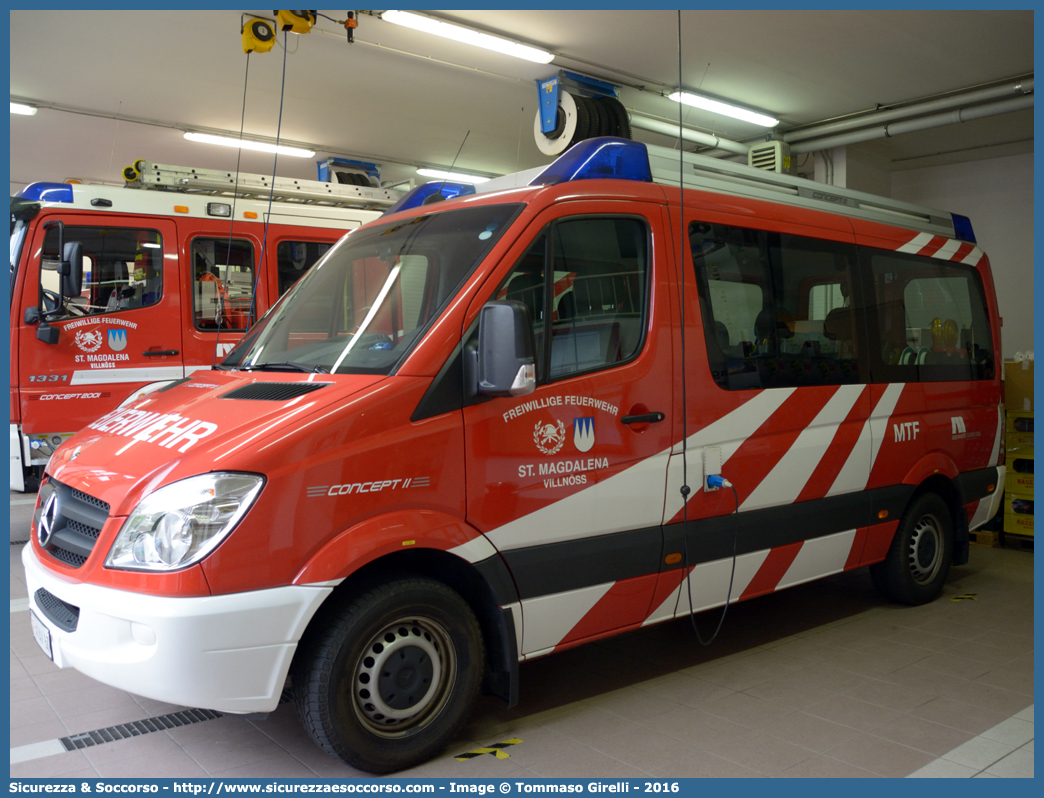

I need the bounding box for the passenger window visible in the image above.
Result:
[276,240,333,296]
[192,238,255,331]
[41,227,163,317]
[691,222,862,389]
[867,251,995,381]
[493,217,649,382]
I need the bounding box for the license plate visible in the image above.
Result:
[30,610,53,660]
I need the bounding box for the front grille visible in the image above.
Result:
[49,548,88,568]
[71,489,110,513]
[35,587,80,632]
[37,479,109,569]
[67,518,101,540]
[220,381,329,401]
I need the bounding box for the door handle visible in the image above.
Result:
[621,412,665,425]
[143,350,179,357]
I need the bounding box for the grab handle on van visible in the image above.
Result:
[622,412,665,425]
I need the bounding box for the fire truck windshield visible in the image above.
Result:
[222,203,522,375]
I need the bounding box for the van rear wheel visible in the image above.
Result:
[870,492,953,605]
[293,578,483,774]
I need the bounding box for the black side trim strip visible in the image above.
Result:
[473,554,520,607]
[954,466,1001,505]
[502,526,662,600]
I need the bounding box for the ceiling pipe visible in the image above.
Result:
[784,77,1033,144]
[789,94,1034,154]
[628,113,751,155]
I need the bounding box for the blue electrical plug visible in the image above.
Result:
[706,474,732,490]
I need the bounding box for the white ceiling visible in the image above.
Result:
[9,9,1034,194]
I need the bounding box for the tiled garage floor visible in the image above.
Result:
[10,494,1033,778]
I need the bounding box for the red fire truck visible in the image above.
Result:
[23,138,1005,773]
[10,162,387,490]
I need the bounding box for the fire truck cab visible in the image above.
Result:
[22,138,1006,773]
[10,165,386,491]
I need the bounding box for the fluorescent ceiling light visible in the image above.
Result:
[383,10,554,64]
[183,132,315,158]
[11,102,37,116]
[669,91,778,127]
[417,168,490,185]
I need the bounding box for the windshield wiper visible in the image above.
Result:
[235,362,329,374]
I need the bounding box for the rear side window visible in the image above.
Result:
[494,216,650,382]
[690,222,862,390]
[191,238,255,331]
[866,250,995,382]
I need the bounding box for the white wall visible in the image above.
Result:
[891,153,1034,359]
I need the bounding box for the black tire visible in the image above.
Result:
[870,492,953,605]
[293,578,484,774]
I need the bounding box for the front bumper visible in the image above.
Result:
[22,545,336,713]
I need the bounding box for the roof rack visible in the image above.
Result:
[476,138,959,240]
[646,143,955,238]
[124,161,403,210]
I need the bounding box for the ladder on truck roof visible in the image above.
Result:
[124,160,403,210]
[644,143,956,239]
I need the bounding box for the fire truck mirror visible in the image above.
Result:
[24,306,40,325]
[60,241,84,297]
[475,300,537,398]
[36,321,59,345]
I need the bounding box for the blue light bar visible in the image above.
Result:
[383,181,476,216]
[951,213,977,245]
[530,137,652,186]
[17,183,74,203]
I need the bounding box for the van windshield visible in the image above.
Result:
[223,203,522,375]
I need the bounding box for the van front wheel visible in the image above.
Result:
[870,492,953,605]
[294,578,484,774]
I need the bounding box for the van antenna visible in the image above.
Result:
[429,129,471,204]
[674,10,739,646]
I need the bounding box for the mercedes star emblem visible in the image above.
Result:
[37,492,59,548]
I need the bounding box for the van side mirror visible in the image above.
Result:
[60,241,83,297]
[472,300,536,397]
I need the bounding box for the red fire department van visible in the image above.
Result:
[10,163,386,491]
[23,138,1005,773]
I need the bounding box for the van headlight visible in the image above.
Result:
[106,473,264,571]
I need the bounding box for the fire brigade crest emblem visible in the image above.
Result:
[75,329,103,353]
[573,417,595,453]
[534,420,566,455]
[107,329,128,352]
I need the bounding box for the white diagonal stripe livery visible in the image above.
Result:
[775,529,857,590]
[448,534,499,564]
[741,384,865,511]
[896,232,935,254]
[961,246,984,266]
[663,388,796,520]
[519,582,613,656]
[989,405,1004,466]
[896,232,984,267]
[488,389,793,551]
[933,237,962,261]
[643,550,768,626]
[827,383,904,496]
[867,383,905,470]
[485,449,671,552]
